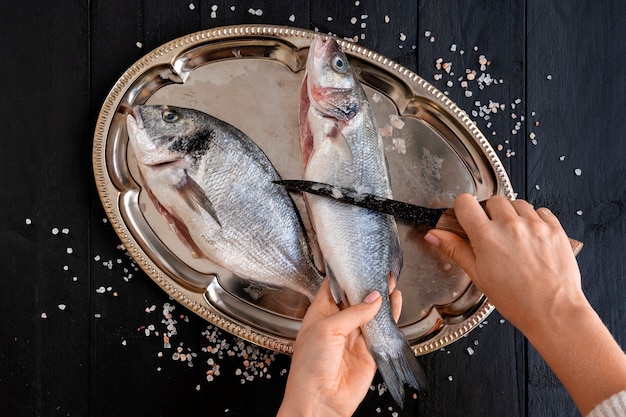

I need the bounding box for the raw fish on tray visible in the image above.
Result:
[298,35,426,406]
[126,104,323,301]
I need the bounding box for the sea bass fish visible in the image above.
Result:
[127,104,323,301]
[299,35,426,405]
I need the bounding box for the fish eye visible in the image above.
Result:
[162,110,179,123]
[332,55,348,73]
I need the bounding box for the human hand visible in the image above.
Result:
[424,194,584,336]
[277,278,403,417]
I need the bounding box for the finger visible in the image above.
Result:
[424,229,478,280]
[511,199,536,217]
[390,290,403,323]
[302,279,340,325]
[483,195,517,219]
[320,291,383,337]
[388,273,397,293]
[536,206,562,225]
[453,193,492,239]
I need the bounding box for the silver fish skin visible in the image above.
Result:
[299,35,426,406]
[127,104,323,301]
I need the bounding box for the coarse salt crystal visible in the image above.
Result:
[574,168,582,176]
[26,218,32,225]
[577,210,583,216]
[560,155,566,161]
[41,312,47,319]
[450,44,457,52]
[448,375,454,381]
[189,3,195,10]
[467,347,475,355]
[465,90,473,97]
[399,32,406,41]
[289,14,295,22]
[384,15,390,23]
[58,304,66,311]
[66,248,73,254]
[52,228,59,235]
[424,30,431,37]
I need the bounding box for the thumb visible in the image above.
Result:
[323,291,383,336]
[425,229,478,279]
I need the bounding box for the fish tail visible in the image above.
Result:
[372,340,427,408]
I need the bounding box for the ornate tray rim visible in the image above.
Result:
[92,24,514,355]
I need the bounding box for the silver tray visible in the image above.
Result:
[92,25,514,355]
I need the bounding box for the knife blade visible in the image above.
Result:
[274,179,583,255]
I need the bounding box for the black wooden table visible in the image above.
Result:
[2,1,625,416]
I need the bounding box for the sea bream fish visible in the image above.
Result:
[298,35,426,405]
[126,104,323,301]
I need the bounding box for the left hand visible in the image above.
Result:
[277,278,402,417]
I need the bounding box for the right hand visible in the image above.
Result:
[424,193,584,336]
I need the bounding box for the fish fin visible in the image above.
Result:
[177,170,221,227]
[330,125,353,164]
[299,74,314,170]
[389,224,403,287]
[324,261,346,305]
[144,186,207,259]
[372,338,427,408]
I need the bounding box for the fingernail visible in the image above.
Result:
[363,290,381,304]
[424,232,441,247]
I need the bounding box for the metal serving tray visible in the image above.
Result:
[93,25,514,355]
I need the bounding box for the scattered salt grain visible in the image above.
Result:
[66,248,73,254]
[574,168,582,176]
[189,3,195,10]
[52,228,59,235]
[399,32,406,41]
[289,14,295,22]
[448,375,454,381]
[560,155,566,161]
[467,347,475,355]
[248,8,262,16]
[450,44,457,52]
[424,31,431,37]
[535,184,541,190]
[41,312,47,319]
[136,42,143,49]
[384,15,390,23]
[576,210,583,216]
[547,74,553,80]
[58,304,66,311]
[25,218,32,225]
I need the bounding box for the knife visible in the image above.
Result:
[274,179,583,255]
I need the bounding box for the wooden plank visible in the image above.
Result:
[0,1,91,415]
[526,1,626,415]
[415,1,527,416]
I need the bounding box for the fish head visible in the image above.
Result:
[305,35,360,121]
[126,105,213,167]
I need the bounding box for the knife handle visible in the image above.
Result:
[436,208,584,256]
